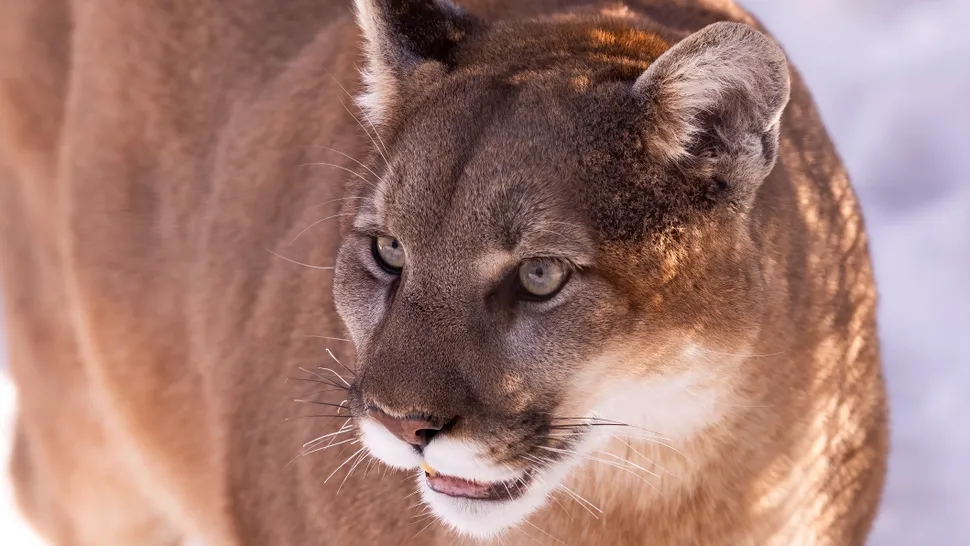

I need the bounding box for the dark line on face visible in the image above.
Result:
[428,82,521,234]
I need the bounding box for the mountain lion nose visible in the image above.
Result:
[367,408,448,448]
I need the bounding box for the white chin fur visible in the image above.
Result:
[416,458,577,540]
[355,365,723,538]
[358,416,612,538]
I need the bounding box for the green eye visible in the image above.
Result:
[373,236,405,273]
[518,258,567,299]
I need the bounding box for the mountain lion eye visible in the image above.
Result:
[372,236,405,273]
[517,258,567,299]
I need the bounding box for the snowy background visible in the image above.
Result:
[2,1,968,544]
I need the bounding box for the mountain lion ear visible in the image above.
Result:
[634,22,791,185]
[354,0,482,124]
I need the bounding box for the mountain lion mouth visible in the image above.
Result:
[424,470,534,501]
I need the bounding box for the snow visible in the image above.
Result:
[1,1,967,544]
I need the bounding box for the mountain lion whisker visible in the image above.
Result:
[295,367,349,390]
[287,211,356,245]
[325,69,392,162]
[611,436,680,479]
[287,437,357,467]
[316,367,352,387]
[302,420,353,448]
[537,446,663,495]
[324,348,357,375]
[337,450,369,494]
[323,447,367,485]
[315,146,383,181]
[593,449,662,479]
[523,520,566,546]
[556,484,602,518]
[304,195,376,213]
[265,248,335,270]
[303,334,353,343]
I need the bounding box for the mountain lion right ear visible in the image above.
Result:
[634,22,791,189]
[354,0,482,125]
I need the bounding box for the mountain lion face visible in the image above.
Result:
[331,0,789,537]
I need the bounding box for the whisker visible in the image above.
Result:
[304,424,354,450]
[523,520,566,546]
[514,454,597,522]
[300,436,357,458]
[363,457,379,478]
[293,387,347,398]
[315,146,383,181]
[337,450,369,494]
[539,446,663,496]
[546,419,673,441]
[608,432,693,465]
[292,399,352,410]
[317,367,352,388]
[336,94,391,168]
[325,348,356,376]
[502,481,515,502]
[324,447,367,484]
[296,367,349,390]
[612,436,680,479]
[593,449,661,479]
[303,334,353,343]
[302,420,352,447]
[325,70,392,162]
[301,161,375,184]
[265,248,334,270]
[548,490,572,520]
[403,488,422,501]
[287,436,356,467]
[546,423,640,430]
[304,195,375,213]
[284,376,343,387]
[284,414,351,421]
[287,211,356,245]
[548,415,668,431]
[411,519,436,542]
[557,484,602,516]
[513,525,544,546]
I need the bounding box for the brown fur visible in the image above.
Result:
[0,1,887,545]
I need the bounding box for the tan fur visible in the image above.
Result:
[0,1,887,545]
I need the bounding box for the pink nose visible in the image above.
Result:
[366,408,445,448]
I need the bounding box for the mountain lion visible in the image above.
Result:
[0,0,888,544]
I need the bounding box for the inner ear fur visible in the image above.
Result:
[634,21,791,194]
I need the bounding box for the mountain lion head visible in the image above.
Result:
[331,0,790,537]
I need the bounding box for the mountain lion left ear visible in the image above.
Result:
[634,22,791,191]
[354,0,483,125]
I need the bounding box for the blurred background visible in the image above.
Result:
[1,1,968,544]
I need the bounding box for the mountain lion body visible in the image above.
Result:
[0,0,887,544]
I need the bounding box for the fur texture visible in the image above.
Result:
[0,1,887,545]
